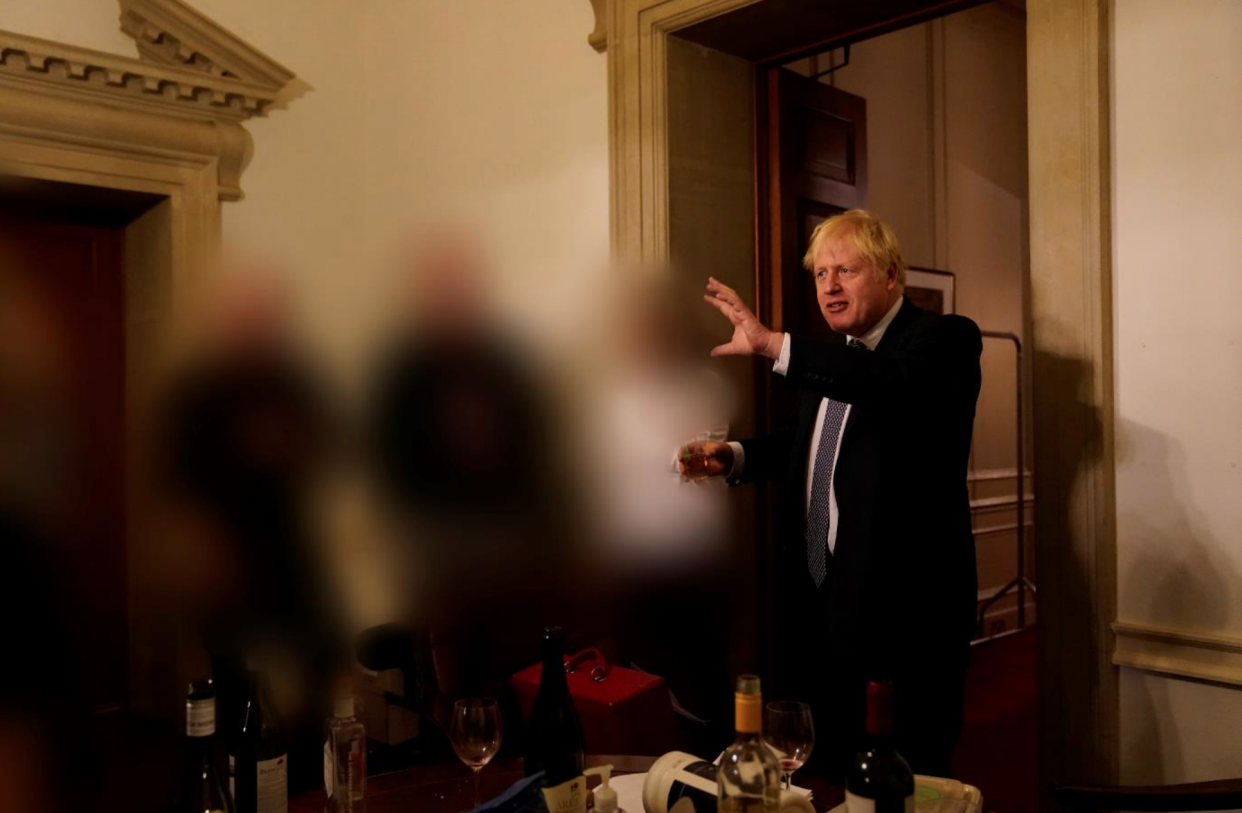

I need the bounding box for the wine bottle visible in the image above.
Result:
[524,626,586,813]
[718,675,781,813]
[845,681,914,813]
[180,680,236,813]
[233,665,289,813]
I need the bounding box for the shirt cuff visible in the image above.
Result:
[726,441,745,480]
[772,333,792,376]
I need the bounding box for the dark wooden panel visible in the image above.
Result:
[676,0,993,64]
[0,217,127,714]
[768,69,867,339]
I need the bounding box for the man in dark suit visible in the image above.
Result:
[680,209,981,778]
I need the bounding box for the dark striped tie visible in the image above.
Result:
[805,338,867,587]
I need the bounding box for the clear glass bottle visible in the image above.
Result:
[325,679,367,813]
[718,675,781,813]
[181,680,236,813]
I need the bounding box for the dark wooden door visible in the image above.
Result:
[759,67,868,341]
[0,217,126,715]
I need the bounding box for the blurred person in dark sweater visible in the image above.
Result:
[366,232,580,746]
[154,270,348,795]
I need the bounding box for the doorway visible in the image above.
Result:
[619,0,1116,805]
[737,6,1035,808]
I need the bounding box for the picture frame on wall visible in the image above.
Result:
[905,267,955,315]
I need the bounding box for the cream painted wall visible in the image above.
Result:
[1113,0,1242,783]
[814,24,935,268]
[0,1,134,54]
[0,0,609,370]
[359,0,610,352]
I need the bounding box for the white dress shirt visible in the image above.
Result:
[727,296,903,553]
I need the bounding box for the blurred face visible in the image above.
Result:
[811,236,901,337]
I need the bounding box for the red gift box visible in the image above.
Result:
[513,648,677,755]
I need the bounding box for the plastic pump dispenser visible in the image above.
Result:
[585,764,618,813]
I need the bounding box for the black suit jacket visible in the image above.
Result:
[732,298,982,775]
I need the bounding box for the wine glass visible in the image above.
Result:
[450,697,504,809]
[764,700,814,791]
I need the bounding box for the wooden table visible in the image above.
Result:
[292,755,844,813]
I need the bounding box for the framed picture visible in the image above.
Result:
[905,267,955,315]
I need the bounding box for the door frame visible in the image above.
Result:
[600,0,1117,801]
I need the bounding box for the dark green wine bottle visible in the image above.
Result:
[524,626,586,813]
[181,680,236,813]
[232,666,289,813]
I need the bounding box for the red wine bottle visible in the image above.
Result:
[845,681,914,813]
[524,626,586,813]
[232,666,289,813]
[180,680,236,813]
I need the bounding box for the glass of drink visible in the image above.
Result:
[450,697,504,809]
[679,444,712,480]
[679,431,720,481]
[764,700,814,791]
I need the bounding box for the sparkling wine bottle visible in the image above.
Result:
[524,626,586,813]
[718,675,781,813]
[845,681,914,813]
[181,680,236,813]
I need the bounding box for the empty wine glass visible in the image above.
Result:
[764,700,814,791]
[450,697,504,809]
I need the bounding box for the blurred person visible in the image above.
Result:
[366,230,579,748]
[154,268,348,795]
[578,270,734,748]
[680,210,981,778]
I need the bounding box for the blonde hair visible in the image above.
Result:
[802,209,907,288]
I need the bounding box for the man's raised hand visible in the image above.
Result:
[703,277,783,359]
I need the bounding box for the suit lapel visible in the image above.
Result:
[837,298,919,472]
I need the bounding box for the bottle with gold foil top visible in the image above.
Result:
[718,675,781,813]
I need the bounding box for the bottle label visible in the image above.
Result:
[324,739,334,798]
[542,774,586,813]
[186,699,215,737]
[257,754,289,813]
[846,790,915,813]
[667,760,718,813]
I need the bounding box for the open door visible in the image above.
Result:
[757,67,868,343]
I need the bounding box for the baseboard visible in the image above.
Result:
[1113,620,1242,687]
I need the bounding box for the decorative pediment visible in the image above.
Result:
[0,0,300,201]
[118,0,295,90]
[0,30,281,123]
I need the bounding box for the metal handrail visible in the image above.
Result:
[974,330,1037,639]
